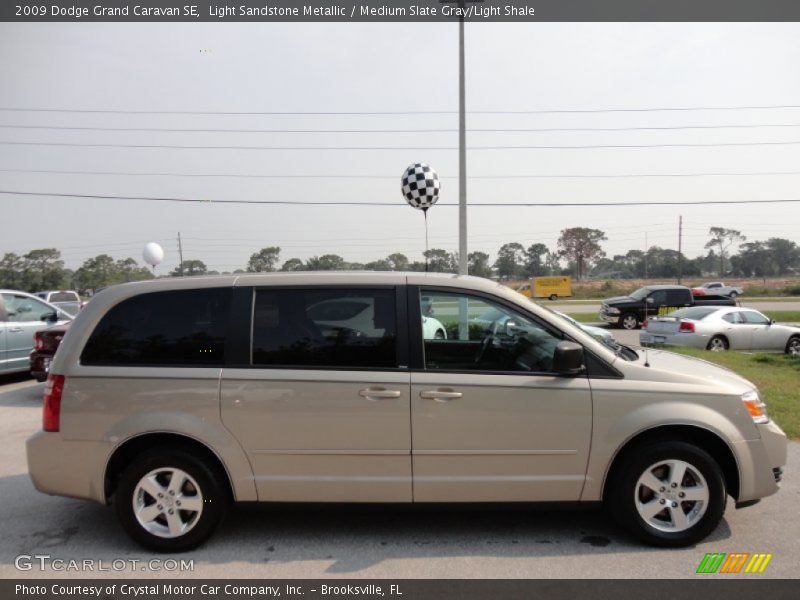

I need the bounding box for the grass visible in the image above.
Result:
[664,347,800,439]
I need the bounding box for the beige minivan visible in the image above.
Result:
[26,273,787,552]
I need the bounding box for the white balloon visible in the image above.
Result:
[142,242,165,267]
[401,162,440,210]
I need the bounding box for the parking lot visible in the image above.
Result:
[0,361,797,579]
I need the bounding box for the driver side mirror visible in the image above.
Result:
[41,311,58,323]
[553,341,585,376]
[646,297,655,305]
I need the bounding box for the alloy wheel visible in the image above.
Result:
[634,459,709,533]
[133,467,204,539]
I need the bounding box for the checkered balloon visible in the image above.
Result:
[401,163,440,210]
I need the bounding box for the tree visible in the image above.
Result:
[385,253,410,271]
[170,260,207,276]
[0,253,25,289]
[246,246,281,272]
[364,259,392,271]
[524,243,550,277]
[556,228,607,280]
[705,227,746,276]
[493,242,526,280]
[306,254,346,270]
[20,248,67,291]
[765,238,800,276]
[280,258,305,271]
[468,251,493,278]
[423,249,457,273]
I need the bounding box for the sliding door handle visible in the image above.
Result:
[420,389,463,402]
[359,388,402,401]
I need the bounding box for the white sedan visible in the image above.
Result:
[640,306,800,354]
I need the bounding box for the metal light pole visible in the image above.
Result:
[458,10,468,276]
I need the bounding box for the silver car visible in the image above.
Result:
[26,273,787,552]
[0,290,73,375]
[640,306,800,354]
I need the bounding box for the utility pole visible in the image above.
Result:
[644,232,648,279]
[177,232,184,277]
[677,215,683,284]
[457,5,467,276]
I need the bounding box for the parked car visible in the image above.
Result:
[640,306,800,354]
[554,311,614,344]
[27,273,786,552]
[35,290,82,316]
[0,290,73,376]
[691,282,744,299]
[30,321,71,382]
[600,285,736,330]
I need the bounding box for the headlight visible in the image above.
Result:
[605,307,620,314]
[742,390,769,424]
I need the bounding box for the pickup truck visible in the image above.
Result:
[599,284,737,330]
[691,281,745,299]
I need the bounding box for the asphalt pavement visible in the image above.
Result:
[0,373,796,579]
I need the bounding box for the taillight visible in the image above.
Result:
[42,374,65,432]
[642,319,649,329]
[34,334,44,351]
[679,321,695,333]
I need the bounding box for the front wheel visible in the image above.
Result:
[548,294,558,301]
[606,441,726,547]
[729,291,738,299]
[786,335,800,356]
[115,449,227,552]
[621,313,639,330]
[707,335,729,352]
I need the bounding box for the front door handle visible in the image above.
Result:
[420,389,463,402]
[359,388,402,401]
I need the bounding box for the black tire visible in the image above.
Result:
[620,313,639,330]
[114,448,227,552]
[606,441,726,547]
[786,335,800,356]
[434,329,445,340]
[548,294,558,301]
[707,335,729,352]
[729,291,738,299]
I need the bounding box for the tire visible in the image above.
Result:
[606,441,726,547]
[786,335,800,356]
[548,294,558,301]
[729,291,738,299]
[434,329,445,340]
[707,335,729,352]
[115,448,227,552]
[621,313,639,330]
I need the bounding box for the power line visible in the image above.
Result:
[3,189,800,207]
[3,167,800,180]
[5,123,800,133]
[3,103,800,115]
[5,140,800,150]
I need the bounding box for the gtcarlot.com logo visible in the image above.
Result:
[696,553,773,574]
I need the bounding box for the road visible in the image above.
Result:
[550,299,800,315]
[0,374,796,579]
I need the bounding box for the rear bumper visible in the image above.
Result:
[28,351,53,382]
[639,331,711,349]
[26,431,110,504]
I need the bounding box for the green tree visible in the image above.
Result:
[170,260,207,276]
[306,254,346,270]
[556,228,607,280]
[280,258,305,271]
[386,253,410,271]
[423,249,457,273]
[246,246,281,272]
[468,251,493,278]
[493,242,526,280]
[21,248,66,291]
[705,227,746,276]
[72,254,116,292]
[524,243,550,277]
[364,259,392,271]
[0,253,25,289]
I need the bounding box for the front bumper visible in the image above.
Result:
[734,420,788,502]
[599,312,620,324]
[26,431,110,504]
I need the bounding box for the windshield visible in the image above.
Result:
[629,287,650,300]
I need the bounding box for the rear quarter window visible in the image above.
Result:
[81,288,230,366]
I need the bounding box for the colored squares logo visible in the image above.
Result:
[697,553,773,574]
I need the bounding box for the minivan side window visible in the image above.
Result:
[81,288,230,366]
[419,291,563,373]
[252,288,397,369]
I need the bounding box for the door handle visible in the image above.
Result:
[8,327,23,333]
[420,389,463,402]
[358,388,402,401]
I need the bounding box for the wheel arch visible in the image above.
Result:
[104,432,235,505]
[601,424,740,501]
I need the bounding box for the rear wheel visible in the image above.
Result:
[707,335,729,352]
[621,313,639,330]
[548,294,558,301]
[606,441,726,547]
[729,291,739,299]
[434,329,445,340]
[786,335,800,356]
[115,449,227,552]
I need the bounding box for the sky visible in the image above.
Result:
[1,22,800,274]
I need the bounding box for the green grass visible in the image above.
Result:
[666,347,800,439]
[564,312,601,323]
[763,310,800,323]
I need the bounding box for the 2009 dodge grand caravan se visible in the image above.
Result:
[26,273,787,552]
